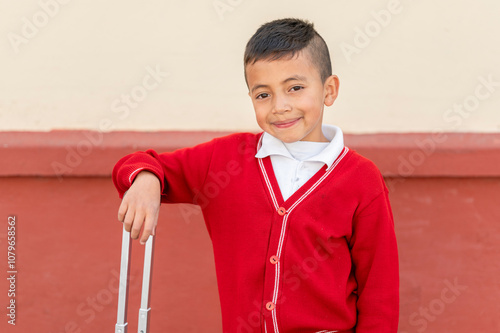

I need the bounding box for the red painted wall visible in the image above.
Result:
[1,131,499,332]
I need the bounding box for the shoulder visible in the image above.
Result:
[340,148,387,194]
[345,149,382,175]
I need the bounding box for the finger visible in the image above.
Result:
[150,205,160,236]
[151,208,160,236]
[152,209,159,236]
[117,200,128,222]
[140,210,157,244]
[130,210,145,240]
[122,207,135,233]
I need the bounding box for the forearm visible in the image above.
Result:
[112,138,217,204]
[112,150,166,198]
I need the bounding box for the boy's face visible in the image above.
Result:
[246,50,339,143]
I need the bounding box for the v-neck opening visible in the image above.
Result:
[261,156,330,208]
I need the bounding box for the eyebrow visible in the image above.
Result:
[250,75,308,94]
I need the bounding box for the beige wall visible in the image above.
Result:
[1,0,499,133]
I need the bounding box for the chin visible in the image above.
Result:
[276,133,301,143]
[265,126,305,143]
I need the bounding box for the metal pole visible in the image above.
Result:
[115,228,132,333]
[138,235,155,333]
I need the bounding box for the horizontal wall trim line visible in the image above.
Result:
[1,131,499,178]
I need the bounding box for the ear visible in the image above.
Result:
[324,75,340,107]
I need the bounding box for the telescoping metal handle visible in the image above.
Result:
[115,228,155,333]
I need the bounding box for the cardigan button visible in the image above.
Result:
[265,301,275,311]
[277,207,286,216]
[270,255,279,264]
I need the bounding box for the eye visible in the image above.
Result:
[256,93,270,99]
[290,86,303,92]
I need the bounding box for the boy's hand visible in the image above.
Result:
[118,171,161,245]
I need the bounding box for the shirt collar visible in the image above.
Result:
[255,124,345,169]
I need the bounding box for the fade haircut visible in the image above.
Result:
[244,18,332,84]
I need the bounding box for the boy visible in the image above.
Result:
[113,18,399,332]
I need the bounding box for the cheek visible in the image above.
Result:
[297,90,317,105]
[304,92,325,114]
[253,107,267,127]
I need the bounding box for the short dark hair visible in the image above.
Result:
[244,18,332,84]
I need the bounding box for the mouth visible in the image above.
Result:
[272,117,302,129]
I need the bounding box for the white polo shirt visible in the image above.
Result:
[255,124,345,201]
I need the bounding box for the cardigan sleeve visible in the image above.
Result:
[112,138,217,204]
[349,181,399,332]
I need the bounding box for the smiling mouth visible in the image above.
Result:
[272,118,301,129]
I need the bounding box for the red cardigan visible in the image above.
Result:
[112,132,399,333]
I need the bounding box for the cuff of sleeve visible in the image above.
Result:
[128,167,165,194]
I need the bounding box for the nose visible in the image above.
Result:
[272,94,291,114]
